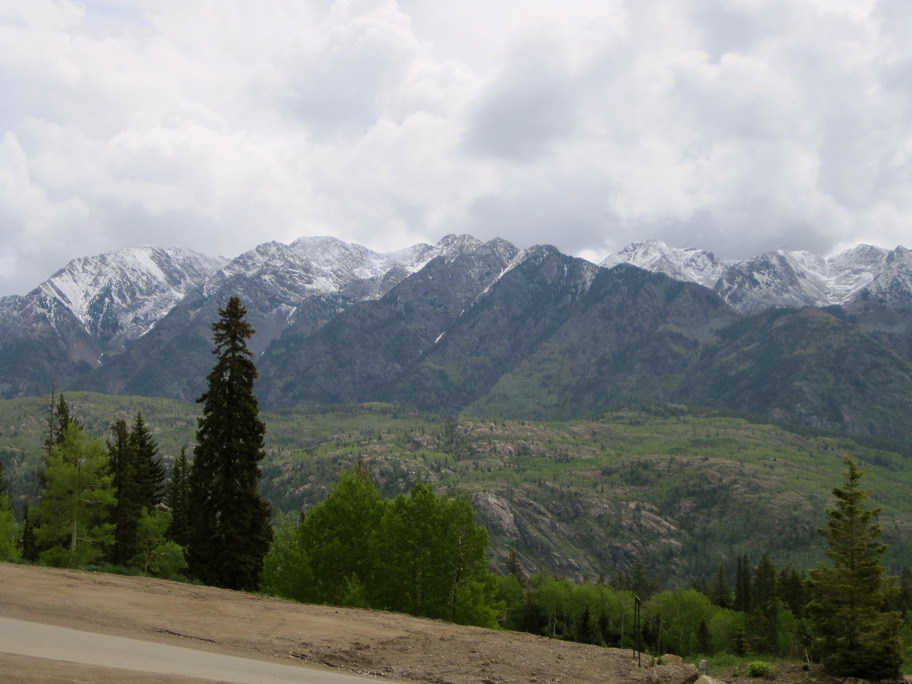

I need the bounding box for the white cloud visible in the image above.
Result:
[0,0,910,294]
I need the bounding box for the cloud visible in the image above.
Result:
[1,0,911,294]
[463,38,578,161]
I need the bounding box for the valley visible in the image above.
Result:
[2,395,910,585]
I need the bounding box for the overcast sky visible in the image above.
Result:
[1,0,911,295]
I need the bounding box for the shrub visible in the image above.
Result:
[747,660,773,677]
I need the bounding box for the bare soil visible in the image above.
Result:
[0,563,836,683]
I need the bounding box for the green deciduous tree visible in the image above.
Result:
[299,463,383,604]
[32,423,115,568]
[807,457,903,680]
[187,297,272,590]
[130,508,187,577]
[261,513,313,603]
[371,483,498,627]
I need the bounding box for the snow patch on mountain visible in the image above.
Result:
[599,238,907,313]
[600,239,729,289]
[37,246,225,342]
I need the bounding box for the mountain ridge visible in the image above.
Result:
[2,234,912,445]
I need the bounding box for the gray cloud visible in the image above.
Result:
[1,0,911,295]
[463,40,578,161]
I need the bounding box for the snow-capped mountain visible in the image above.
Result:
[599,239,728,288]
[5,246,225,351]
[600,239,908,314]
[2,233,912,446]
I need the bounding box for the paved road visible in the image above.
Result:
[0,616,391,683]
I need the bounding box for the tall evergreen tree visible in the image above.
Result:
[0,462,18,561]
[164,448,192,547]
[708,564,732,608]
[734,553,752,613]
[108,419,137,565]
[107,414,164,565]
[807,457,903,679]
[748,554,779,654]
[130,413,165,510]
[186,297,272,590]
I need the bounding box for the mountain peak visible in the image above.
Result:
[600,239,726,288]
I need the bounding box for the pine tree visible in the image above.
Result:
[748,554,779,654]
[777,567,806,618]
[0,462,18,561]
[575,603,597,645]
[164,448,191,547]
[807,457,903,679]
[108,419,136,564]
[708,564,732,608]
[130,413,165,511]
[19,502,36,561]
[734,553,751,613]
[186,297,272,590]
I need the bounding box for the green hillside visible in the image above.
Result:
[2,394,910,586]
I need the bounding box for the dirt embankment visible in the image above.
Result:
[0,563,831,683]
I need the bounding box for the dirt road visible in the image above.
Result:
[0,562,702,683]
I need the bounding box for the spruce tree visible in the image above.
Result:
[748,554,779,654]
[734,553,752,613]
[807,457,903,679]
[164,448,191,547]
[187,297,272,590]
[708,564,732,608]
[108,419,137,564]
[108,413,164,565]
[129,413,165,511]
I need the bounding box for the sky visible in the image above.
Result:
[1,0,911,296]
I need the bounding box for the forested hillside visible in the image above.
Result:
[2,394,910,586]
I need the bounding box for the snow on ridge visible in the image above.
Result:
[599,239,909,311]
[38,246,223,326]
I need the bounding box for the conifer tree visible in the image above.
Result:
[0,462,18,561]
[129,413,165,511]
[808,457,902,679]
[108,419,136,564]
[107,413,164,565]
[748,554,779,654]
[708,564,732,608]
[733,553,751,613]
[164,448,191,547]
[186,297,272,590]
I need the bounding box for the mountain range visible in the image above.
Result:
[1,235,911,444]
